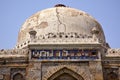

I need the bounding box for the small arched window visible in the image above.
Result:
[107,72,118,80]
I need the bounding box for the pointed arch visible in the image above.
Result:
[47,67,84,80]
[43,65,91,80]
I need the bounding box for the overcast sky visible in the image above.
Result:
[0,0,120,49]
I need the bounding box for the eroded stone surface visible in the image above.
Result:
[17,7,105,48]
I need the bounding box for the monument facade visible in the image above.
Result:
[0,4,120,80]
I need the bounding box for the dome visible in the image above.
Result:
[17,5,106,48]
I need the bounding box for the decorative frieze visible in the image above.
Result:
[30,49,99,60]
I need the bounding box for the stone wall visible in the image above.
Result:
[26,62,41,80]
[0,67,26,80]
[0,67,10,80]
[41,61,93,80]
[89,61,103,80]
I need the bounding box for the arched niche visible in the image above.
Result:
[13,73,24,80]
[106,72,119,80]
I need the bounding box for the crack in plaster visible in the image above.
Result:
[56,8,66,32]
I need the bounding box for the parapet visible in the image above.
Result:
[106,48,120,57]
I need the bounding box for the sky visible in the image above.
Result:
[0,0,120,49]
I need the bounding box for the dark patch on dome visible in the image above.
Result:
[54,4,66,7]
[38,22,48,29]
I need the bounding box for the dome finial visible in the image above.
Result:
[54,4,66,7]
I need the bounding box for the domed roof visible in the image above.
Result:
[17,5,105,47]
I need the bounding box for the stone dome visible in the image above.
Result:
[17,5,106,47]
